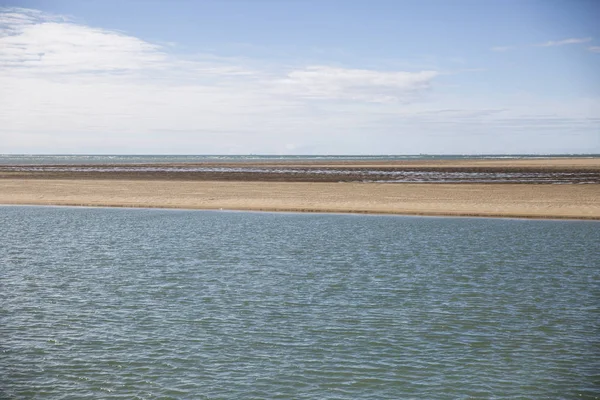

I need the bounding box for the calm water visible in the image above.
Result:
[1,154,598,165]
[1,206,599,399]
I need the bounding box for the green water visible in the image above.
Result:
[1,206,599,399]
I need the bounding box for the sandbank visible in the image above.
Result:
[0,179,598,220]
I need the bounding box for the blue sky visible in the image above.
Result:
[1,0,598,154]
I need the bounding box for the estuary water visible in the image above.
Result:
[1,206,599,399]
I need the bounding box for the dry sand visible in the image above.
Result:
[1,179,599,220]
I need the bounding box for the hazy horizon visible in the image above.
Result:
[2,152,600,157]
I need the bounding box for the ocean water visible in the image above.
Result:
[1,206,599,399]
[1,154,598,165]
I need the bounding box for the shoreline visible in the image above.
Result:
[1,179,598,220]
[2,202,599,221]
[3,157,600,168]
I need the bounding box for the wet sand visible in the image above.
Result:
[2,157,599,184]
[1,179,599,220]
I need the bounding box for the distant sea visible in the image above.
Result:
[1,206,599,399]
[1,154,598,165]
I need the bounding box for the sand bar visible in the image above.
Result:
[2,158,598,219]
[1,179,599,220]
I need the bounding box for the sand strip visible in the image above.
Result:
[0,179,598,220]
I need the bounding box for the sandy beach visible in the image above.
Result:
[1,179,599,220]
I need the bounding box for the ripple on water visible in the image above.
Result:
[1,207,599,399]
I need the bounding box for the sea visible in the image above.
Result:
[1,154,599,165]
[1,206,599,399]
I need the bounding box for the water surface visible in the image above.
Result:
[1,207,599,399]
[1,154,597,165]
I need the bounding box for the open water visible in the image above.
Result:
[1,206,599,399]
[1,154,598,165]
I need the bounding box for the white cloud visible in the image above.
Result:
[494,38,594,51]
[0,7,65,28]
[275,66,438,103]
[491,46,513,52]
[0,8,438,97]
[589,46,600,53]
[538,37,592,47]
[0,22,167,73]
[0,8,254,79]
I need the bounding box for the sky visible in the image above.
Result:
[0,0,599,154]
